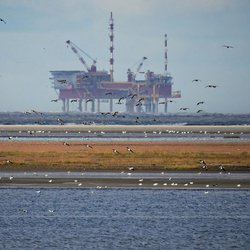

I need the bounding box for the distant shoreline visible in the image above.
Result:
[1,124,250,134]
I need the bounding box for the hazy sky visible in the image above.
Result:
[0,0,250,113]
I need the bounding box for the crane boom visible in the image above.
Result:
[66,40,97,72]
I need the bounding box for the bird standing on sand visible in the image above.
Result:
[86,144,93,149]
[200,160,208,171]
[112,149,120,154]
[63,142,70,146]
[128,167,135,171]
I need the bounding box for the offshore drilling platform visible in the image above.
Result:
[50,12,181,113]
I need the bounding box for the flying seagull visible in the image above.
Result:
[192,79,202,83]
[112,149,120,154]
[180,107,189,111]
[205,85,218,88]
[0,18,6,24]
[219,165,226,172]
[197,110,204,113]
[197,101,205,105]
[127,147,134,153]
[222,45,234,49]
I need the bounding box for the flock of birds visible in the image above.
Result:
[1,16,241,189]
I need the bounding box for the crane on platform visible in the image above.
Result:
[127,56,147,81]
[66,40,97,72]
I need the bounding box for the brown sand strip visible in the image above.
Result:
[1,141,250,172]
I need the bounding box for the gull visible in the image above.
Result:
[200,160,208,171]
[197,101,204,106]
[57,79,67,84]
[205,85,218,88]
[159,100,175,104]
[127,147,134,153]
[192,79,202,83]
[138,97,144,102]
[51,99,58,102]
[86,99,94,103]
[9,176,14,180]
[112,111,119,116]
[180,107,189,111]
[129,94,138,99]
[222,44,234,49]
[63,142,70,146]
[219,165,226,172]
[197,110,204,113]
[112,149,120,154]
[86,144,93,149]
[105,92,112,95]
[71,99,77,103]
[128,167,135,171]
[118,96,126,103]
[57,118,65,125]
[48,179,53,183]
[0,18,6,24]
[6,160,14,164]
[48,209,54,213]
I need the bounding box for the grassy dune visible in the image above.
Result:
[1,141,250,171]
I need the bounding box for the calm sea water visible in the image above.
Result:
[0,188,249,250]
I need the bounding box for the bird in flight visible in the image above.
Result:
[192,79,202,83]
[180,107,189,111]
[71,99,77,103]
[222,45,234,49]
[197,101,205,106]
[128,93,137,99]
[127,147,134,153]
[0,18,6,24]
[219,165,226,172]
[197,110,204,113]
[51,99,58,102]
[86,99,94,103]
[205,85,218,88]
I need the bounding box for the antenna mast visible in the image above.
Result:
[164,34,168,74]
[109,12,114,82]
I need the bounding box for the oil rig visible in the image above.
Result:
[50,12,181,113]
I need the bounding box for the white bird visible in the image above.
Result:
[128,167,135,171]
[112,149,120,154]
[127,147,134,153]
[219,165,226,172]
